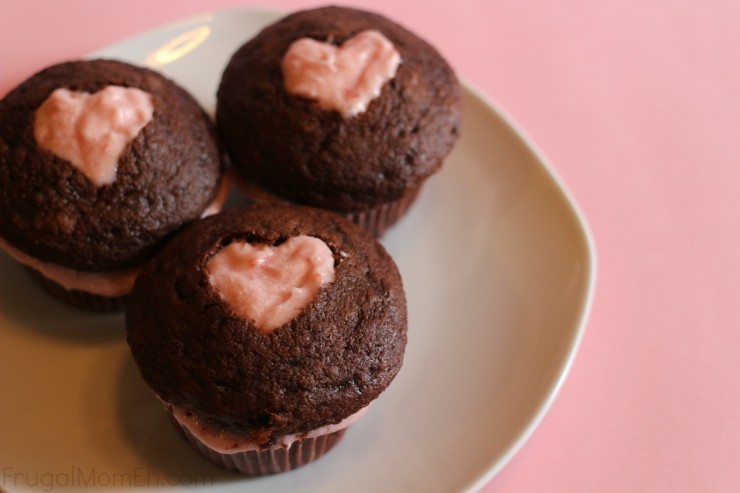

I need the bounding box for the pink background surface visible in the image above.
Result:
[2,1,739,491]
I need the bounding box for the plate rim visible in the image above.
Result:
[456,82,597,492]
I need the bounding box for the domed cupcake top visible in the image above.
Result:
[0,59,223,272]
[217,6,461,213]
[126,205,407,445]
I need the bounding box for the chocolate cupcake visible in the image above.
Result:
[217,6,461,236]
[0,59,225,311]
[126,204,407,474]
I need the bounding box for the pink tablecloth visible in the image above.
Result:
[2,1,739,492]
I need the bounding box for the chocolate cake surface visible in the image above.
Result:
[0,59,223,272]
[126,204,407,446]
[216,5,461,213]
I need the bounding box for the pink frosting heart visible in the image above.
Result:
[34,86,154,187]
[281,30,401,118]
[206,235,336,333]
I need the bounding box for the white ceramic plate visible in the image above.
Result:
[0,9,596,493]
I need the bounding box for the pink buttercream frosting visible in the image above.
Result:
[206,235,335,332]
[34,85,154,187]
[166,399,368,454]
[281,30,401,118]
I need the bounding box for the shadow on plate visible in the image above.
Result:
[0,253,123,344]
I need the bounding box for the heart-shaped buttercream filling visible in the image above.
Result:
[34,86,154,187]
[281,30,401,118]
[206,235,336,333]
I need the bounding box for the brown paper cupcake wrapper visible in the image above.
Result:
[25,267,127,312]
[346,186,421,237]
[167,413,347,475]
[233,176,422,238]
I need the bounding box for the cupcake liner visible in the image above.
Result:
[233,175,422,237]
[167,412,347,475]
[347,185,421,237]
[25,267,127,312]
